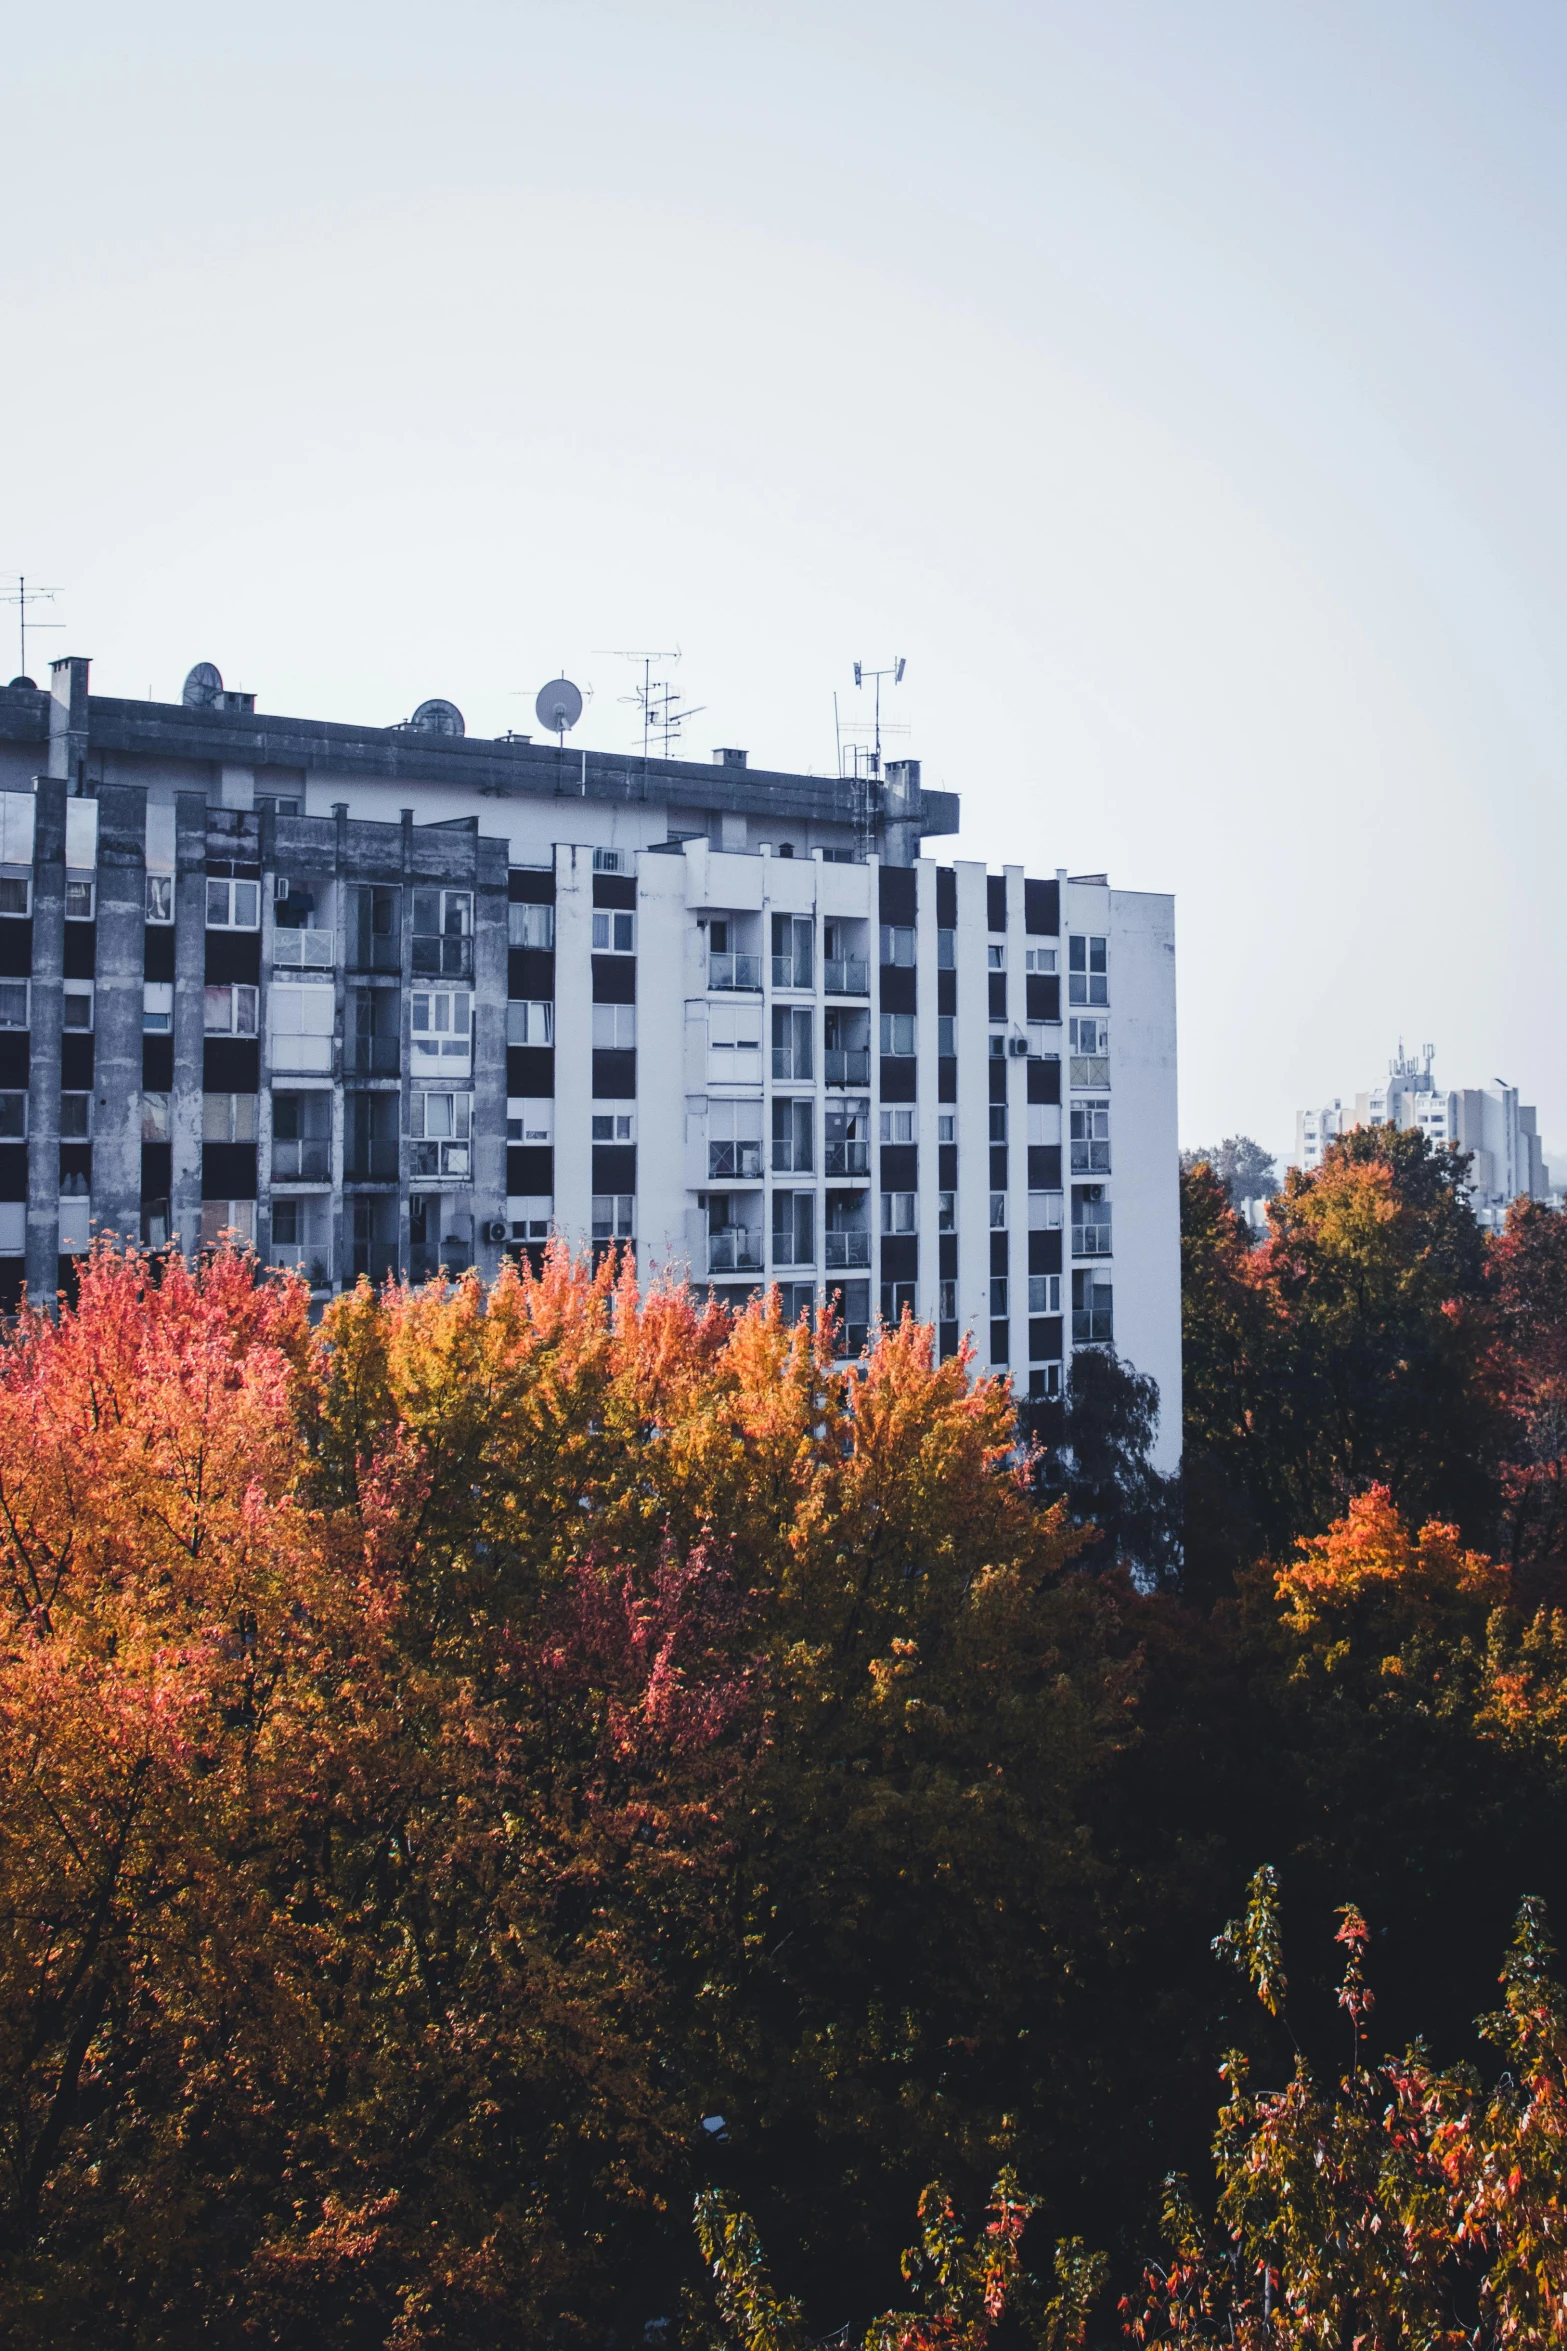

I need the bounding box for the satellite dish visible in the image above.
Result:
[535,677,583,740]
[183,661,224,709]
[409,697,466,738]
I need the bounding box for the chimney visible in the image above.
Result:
[712,747,748,769]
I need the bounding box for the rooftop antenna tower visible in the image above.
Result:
[839,658,907,862]
[598,647,706,760]
[0,575,63,680]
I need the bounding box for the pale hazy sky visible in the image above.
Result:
[6,2,1565,1163]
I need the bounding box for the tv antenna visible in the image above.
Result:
[598,647,705,760]
[0,575,64,681]
[844,657,906,780]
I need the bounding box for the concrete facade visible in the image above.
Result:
[1295,1042,1547,1227]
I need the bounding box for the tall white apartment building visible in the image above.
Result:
[1296,1043,1546,1226]
[0,657,1181,1462]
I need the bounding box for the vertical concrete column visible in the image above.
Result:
[48,656,90,788]
[92,784,147,1247]
[25,779,66,1303]
[472,833,509,1275]
[397,809,414,1271]
[171,792,208,1258]
[331,804,349,1288]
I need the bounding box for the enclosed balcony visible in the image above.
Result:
[824,1191,871,1269]
[708,950,762,991]
[823,955,869,995]
[708,1225,764,1274]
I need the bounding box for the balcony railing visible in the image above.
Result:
[772,1143,813,1174]
[708,952,762,991]
[273,928,334,969]
[349,933,401,973]
[708,1228,764,1273]
[772,1240,815,1269]
[823,955,869,995]
[824,1048,871,1086]
[708,1141,763,1179]
[824,1230,871,1268]
[411,1140,472,1179]
[1070,1056,1110,1088]
[345,1035,401,1077]
[412,936,473,979]
[772,1046,812,1082]
[271,1138,331,1182]
[1071,1143,1111,1174]
[824,1141,870,1177]
[772,953,813,989]
[1072,1216,1113,1257]
[344,1140,399,1182]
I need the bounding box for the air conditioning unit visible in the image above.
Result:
[483,1220,509,1244]
[1007,1036,1030,1058]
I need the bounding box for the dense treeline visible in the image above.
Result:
[3,1127,1567,2344]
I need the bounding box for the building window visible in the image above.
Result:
[1069,934,1108,1007]
[938,1278,956,1320]
[592,909,635,953]
[937,1015,956,1056]
[881,1191,917,1233]
[204,983,258,1036]
[1025,946,1057,974]
[1029,1273,1061,1314]
[824,1096,870,1176]
[270,1194,331,1283]
[591,848,626,873]
[989,1191,1007,1228]
[991,1276,1009,1316]
[937,1113,955,1141]
[507,1000,555,1045]
[1028,1191,1064,1229]
[989,1104,1007,1142]
[0,1092,24,1139]
[1072,1269,1113,1344]
[65,876,95,921]
[60,1093,91,1140]
[938,1191,956,1230]
[206,877,260,929]
[1068,1017,1109,1085]
[272,1090,331,1179]
[1029,1101,1062,1144]
[773,1096,813,1173]
[409,1090,473,1177]
[1072,1187,1112,1256]
[708,1097,762,1178]
[1071,1098,1111,1174]
[879,924,915,967]
[592,1111,635,1142]
[1027,1026,1057,1057]
[772,1005,813,1082]
[772,1189,815,1266]
[63,983,94,1031]
[592,1193,635,1239]
[507,1097,554,1143]
[411,890,473,977]
[0,871,29,917]
[269,980,335,1070]
[412,989,473,1064]
[142,1093,170,1141]
[200,1199,256,1249]
[1028,1364,1063,1399]
[146,874,174,923]
[0,983,28,1030]
[882,1279,918,1325]
[592,1003,636,1051]
[988,1031,1007,1058]
[772,914,813,988]
[880,1107,915,1143]
[987,944,1005,970]
[880,1011,916,1057]
[203,1093,258,1143]
[508,902,555,949]
[508,1195,553,1242]
[936,927,955,969]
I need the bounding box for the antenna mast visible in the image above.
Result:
[0,576,63,678]
[840,658,908,861]
[599,647,705,759]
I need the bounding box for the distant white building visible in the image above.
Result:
[1295,1044,1546,1228]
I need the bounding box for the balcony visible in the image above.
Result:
[823,955,869,995]
[271,1138,331,1182]
[708,951,762,991]
[273,928,334,970]
[349,933,400,974]
[824,1048,871,1086]
[1071,1143,1111,1175]
[1072,1215,1113,1258]
[345,1140,399,1183]
[772,1046,813,1082]
[824,1230,871,1269]
[1070,1056,1110,1088]
[824,1140,870,1177]
[771,952,813,990]
[708,1141,763,1179]
[345,1035,401,1077]
[708,1228,764,1274]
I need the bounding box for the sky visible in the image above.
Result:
[4,0,1565,1166]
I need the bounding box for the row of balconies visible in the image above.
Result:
[707,951,869,995]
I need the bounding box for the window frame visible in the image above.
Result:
[206,876,261,931]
